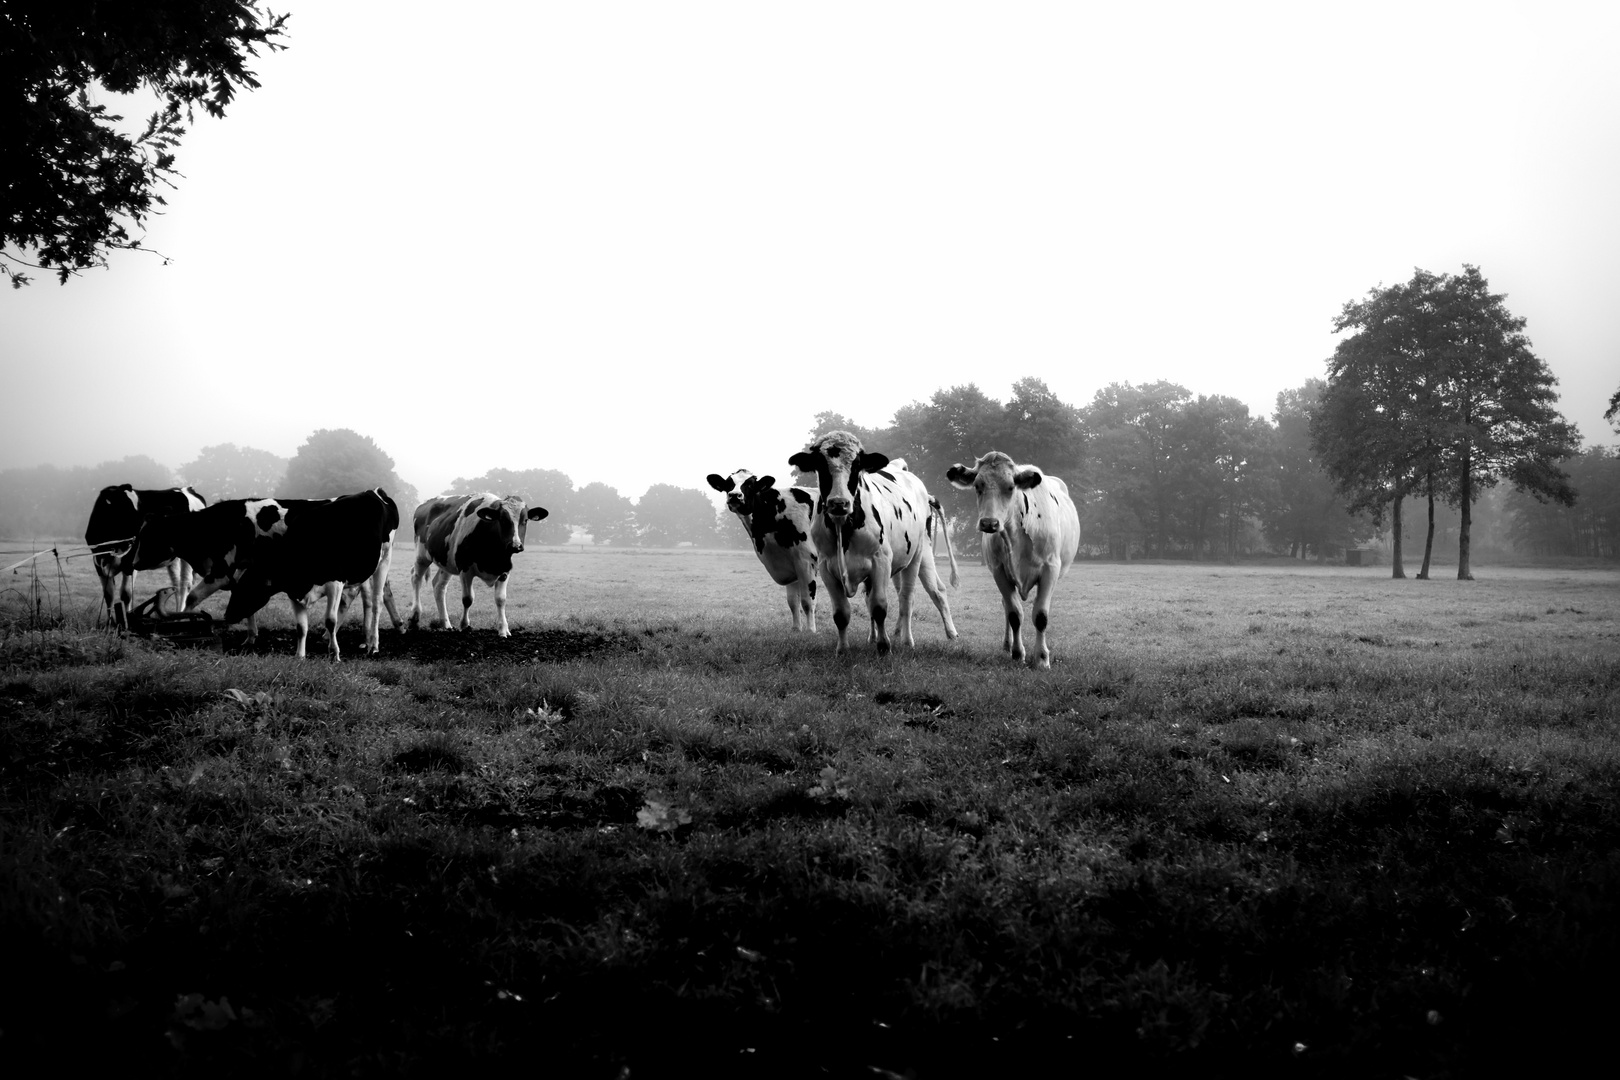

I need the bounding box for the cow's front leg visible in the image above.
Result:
[992,564,1023,663]
[867,553,894,655]
[94,557,118,628]
[1028,566,1058,670]
[493,573,512,637]
[117,570,135,631]
[825,567,853,656]
[458,571,477,631]
[164,560,186,615]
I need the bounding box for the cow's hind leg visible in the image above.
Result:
[407,543,433,630]
[118,570,136,631]
[94,557,118,628]
[892,555,922,649]
[320,582,343,661]
[290,594,312,658]
[365,542,393,653]
[916,548,958,640]
[785,582,805,630]
[458,571,477,631]
[430,568,452,629]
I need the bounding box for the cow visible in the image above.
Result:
[85,484,208,630]
[408,494,548,637]
[788,431,959,656]
[946,451,1082,669]
[707,469,820,631]
[131,489,399,659]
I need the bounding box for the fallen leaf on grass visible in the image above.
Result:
[636,796,692,833]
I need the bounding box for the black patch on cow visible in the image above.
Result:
[255,504,281,533]
[905,534,912,554]
[1022,493,1029,515]
[1034,611,1048,632]
[841,489,867,551]
[463,500,481,517]
[771,510,808,553]
[808,579,817,598]
[901,497,912,516]
[876,469,896,482]
[1007,609,1022,634]
[789,487,814,508]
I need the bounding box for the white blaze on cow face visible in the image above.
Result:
[947,451,1082,670]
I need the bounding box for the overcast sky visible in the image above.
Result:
[4,1,1617,505]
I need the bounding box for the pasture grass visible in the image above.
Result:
[2,550,1618,1076]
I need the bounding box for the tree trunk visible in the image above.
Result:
[1418,485,1436,579]
[1458,454,1474,580]
[1390,491,1406,579]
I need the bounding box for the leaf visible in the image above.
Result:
[636,796,691,833]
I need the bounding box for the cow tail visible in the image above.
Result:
[931,497,960,588]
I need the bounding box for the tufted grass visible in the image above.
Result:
[1,551,1617,1076]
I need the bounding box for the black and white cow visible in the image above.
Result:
[85,484,207,629]
[788,431,959,656]
[408,494,548,637]
[947,451,1082,669]
[707,469,820,631]
[132,489,399,659]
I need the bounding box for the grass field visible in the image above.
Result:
[3,545,1618,1077]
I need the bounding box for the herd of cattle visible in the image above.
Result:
[85,431,1082,668]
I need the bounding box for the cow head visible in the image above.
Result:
[789,431,888,522]
[706,470,778,519]
[947,451,1043,534]
[478,496,548,555]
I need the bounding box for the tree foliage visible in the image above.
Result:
[179,443,286,500]
[1506,447,1620,558]
[573,482,634,546]
[635,484,720,547]
[279,429,417,511]
[1264,381,1365,559]
[1,1,289,286]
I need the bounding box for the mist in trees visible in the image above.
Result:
[0,456,174,539]
[179,444,287,499]
[280,429,418,513]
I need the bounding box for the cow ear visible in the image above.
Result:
[527,506,548,521]
[755,475,776,491]
[1013,466,1044,490]
[706,473,734,493]
[857,451,889,473]
[946,464,976,490]
[788,451,818,472]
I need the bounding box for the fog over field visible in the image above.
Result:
[4,2,1619,500]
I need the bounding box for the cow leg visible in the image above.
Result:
[825,565,853,656]
[407,543,433,631]
[178,561,195,616]
[290,594,311,658]
[916,547,958,640]
[867,552,894,656]
[802,560,818,633]
[1028,566,1059,670]
[380,579,403,631]
[118,569,136,630]
[784,582,804,630]
[93,557,118,628]
[366,541,393,653]
[992,564,1023,663]
[893,556,922,649]
[493,573,512,637]
[458,571,476,631]
[321,582,343,662]
[430,568,452,629]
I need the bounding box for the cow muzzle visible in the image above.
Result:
[825,496,852,518]
[979,518,1002,534]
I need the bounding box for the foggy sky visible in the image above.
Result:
[3,2,1617,505]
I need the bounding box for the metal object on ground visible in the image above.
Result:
[124,592,221,649]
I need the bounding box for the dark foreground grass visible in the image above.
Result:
[3,576,1619,1077]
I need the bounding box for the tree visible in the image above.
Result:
[1428,267,1578,579]
[1000,376,1086,480]
[1266,381,1365,560]
[1505,447,1619,559]
[179,443,286,499]
[1083,381,1191,557]
[279,429,417,512]
[0,455,174,538]
[448,467,574,543]
[1606,386,1620,434]
[2,2,288,286]
[573,482,634,545]
[635,484,720,547]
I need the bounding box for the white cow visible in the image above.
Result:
[946,451,1081,669]
[789,431,959,656]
